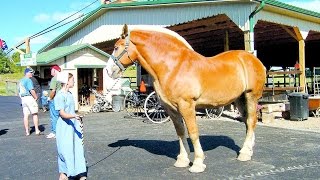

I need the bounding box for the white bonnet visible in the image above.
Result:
[56,71,69,84]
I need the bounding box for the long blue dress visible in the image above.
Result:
[54,90,86,177]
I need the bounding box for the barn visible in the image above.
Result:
[33,0,320,110]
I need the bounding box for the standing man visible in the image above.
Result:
[46,64,62,139]
[30,70,42,110]
[19,67,41,136]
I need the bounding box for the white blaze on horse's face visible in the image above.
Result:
[106,52,122,79]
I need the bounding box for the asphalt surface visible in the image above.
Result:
[0,96,320,180]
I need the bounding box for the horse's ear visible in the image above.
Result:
[121,24,128,39]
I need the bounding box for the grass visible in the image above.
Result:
[0,72,24,96]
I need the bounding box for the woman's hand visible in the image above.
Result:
[74,114,84,120]
[74,114,80,120]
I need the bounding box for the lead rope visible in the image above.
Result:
[79,115,84,147]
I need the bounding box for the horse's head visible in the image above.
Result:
[106,24,138,79]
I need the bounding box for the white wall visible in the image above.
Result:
[58,48,109,110]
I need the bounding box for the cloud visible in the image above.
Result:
[34,13,51,23]
[33,1,97,24]
[30,31,61,45]
[33,11,84,24]
[70,1,98,10]
[14,31,62,47]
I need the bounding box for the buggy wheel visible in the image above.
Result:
[92,104,101,113]
[144,91,170,124]
[205,106,224,119]
[124,91,144,118]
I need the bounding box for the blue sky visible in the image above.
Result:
[1,0,319,54]
[1,0,99,54]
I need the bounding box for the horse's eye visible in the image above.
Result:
[114,46,118,51]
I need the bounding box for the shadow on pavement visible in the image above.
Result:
[30,124,47,134]
[108,135,240,159]
[0,129,9,136]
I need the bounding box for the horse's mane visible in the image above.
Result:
[131,26,194,50]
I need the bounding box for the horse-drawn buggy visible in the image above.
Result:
[124,71,224,123]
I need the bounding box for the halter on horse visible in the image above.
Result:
[106,24,266,173]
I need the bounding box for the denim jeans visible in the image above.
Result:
[49,100,59,134]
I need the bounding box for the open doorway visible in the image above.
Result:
[77,68,103,107]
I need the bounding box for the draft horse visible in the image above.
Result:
[106,24,266,173]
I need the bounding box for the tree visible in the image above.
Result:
[0,51,12,73]
[0,50,23,74]
[10,51,23,73]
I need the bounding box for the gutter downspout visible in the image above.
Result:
[249,0,265,52]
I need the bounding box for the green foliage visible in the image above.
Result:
[0,51,12,73]
[123,65,136,77]
[0,51,23,74]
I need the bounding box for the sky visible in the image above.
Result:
[1,0,320,55]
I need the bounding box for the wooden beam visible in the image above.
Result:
[169,14,229,32]
[177,22,233,37]
[293,27,303,41]
[264,87,303,91]
[267,70,301,75]
[280,25,298,41]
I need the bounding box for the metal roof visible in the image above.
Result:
[35,43,110,65]
[38,0,320,53]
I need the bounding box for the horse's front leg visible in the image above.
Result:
[166,108,190,168]
[238,94,257,161]
[178,101,206,173]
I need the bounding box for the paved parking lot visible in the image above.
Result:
[0,96,320,179]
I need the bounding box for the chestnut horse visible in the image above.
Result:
[106,24,266,173]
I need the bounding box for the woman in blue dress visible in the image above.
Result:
[55,72,87,180]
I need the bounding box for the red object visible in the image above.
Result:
[51,64,61,72]
[139,80,147,93]
[294,62,300,70]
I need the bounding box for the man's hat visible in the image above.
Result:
[51,64,61,72]
[24,68,34,75]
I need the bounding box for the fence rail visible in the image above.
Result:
[5,80,18,96]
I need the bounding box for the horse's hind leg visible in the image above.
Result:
[165,107,190,168]
[238,92,258,161]
[178,101,206,173]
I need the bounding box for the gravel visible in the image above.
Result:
[258,116,320,133]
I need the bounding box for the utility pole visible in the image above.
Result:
[25,37,30,54]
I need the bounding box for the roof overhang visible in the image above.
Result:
[38,0,320,53]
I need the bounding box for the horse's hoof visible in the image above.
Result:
[237,153,252,161]
[188,163,206,173]
[174,158,190,168]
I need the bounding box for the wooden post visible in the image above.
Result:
[25,38,30,54]
[298,39,306,91]
[293,27,308,93]
[243,30,250,51]
[224,30,229,51]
